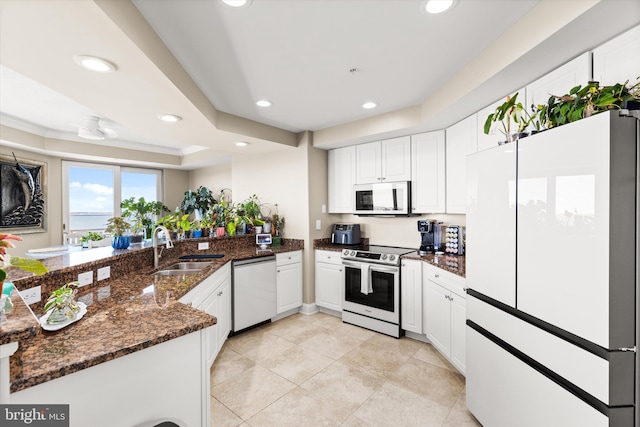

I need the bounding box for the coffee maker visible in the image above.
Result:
[417,220,442,255]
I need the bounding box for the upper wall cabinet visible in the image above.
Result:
[356,136,411,184]
[593,24,640,86]
[446,114,477,214]
[328,146,356,213]
[411,131,445,213]
[525,52,591,110]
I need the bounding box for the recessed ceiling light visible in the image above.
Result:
[235,141,250,147]
[256,99,272,108]
[362,102,378,109]
[422,0,456,15]
[73,55,117,73]
[222,0,252,8]
[157,114,182,122]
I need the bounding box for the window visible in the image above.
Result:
[62,161,162,234]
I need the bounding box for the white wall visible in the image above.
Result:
[188,162,232,204]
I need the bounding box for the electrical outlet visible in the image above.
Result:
[97,266,110,281]
[316,219,322,230]
[198,242,209,250]
[78,271,93,287]
[20,285,41,305]
[321,204,326,213]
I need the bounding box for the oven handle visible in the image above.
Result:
[342,260,399,273]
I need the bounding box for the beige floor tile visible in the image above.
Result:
[210,396,243,427]
[225,327,271,356]
[366,333,424,357]
[300,361,385,413]
[331,321,378,341]
[264,317,331,344]
[308,311,343,328]
[353,382,450,427]
[211,365,296,420]
[388,357,465,408]
[340,415,375,427]
[339,340,414,380]
[211,346,256,387]
[412,344,455,371]
[299,331,363,360]
[260,345,334,385]
[247,387,348,426]
[443,391,482,427]
[242,333,296,363]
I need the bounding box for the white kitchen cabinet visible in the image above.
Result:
[276,250,303,314]
[411,131,445,213]
[525,52,591,112]
[328,146,356,213]
[400,259,423,334]
[445,114,477,214]
[180,262,231,367]
[315,250,343,312]
[593,24,640,86]
[423,263,466,374]
[356,136,411,184]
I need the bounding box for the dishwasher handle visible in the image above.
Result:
[233,255,276,267]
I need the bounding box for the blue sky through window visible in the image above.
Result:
[68,166,114,214]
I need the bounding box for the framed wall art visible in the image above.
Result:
[0,153,47,233]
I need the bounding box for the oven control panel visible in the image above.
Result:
[342,248,407,265]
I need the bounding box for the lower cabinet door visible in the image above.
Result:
[200,290,219,368]
[277,262,302,313]
[450,291,466,374]
[425,280,451,357]
[216,277,231,351]
[315,262,343,312]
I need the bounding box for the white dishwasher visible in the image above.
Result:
[232,255,277,333]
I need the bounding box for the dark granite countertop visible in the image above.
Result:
[313,238,465,278]
[5,236,304,393]
[0,287,40,346]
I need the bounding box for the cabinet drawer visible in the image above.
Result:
[423,263,465,295]
[277,250,302,266]
[315,250,342,265]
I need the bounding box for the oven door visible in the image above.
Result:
[342,260,400,324]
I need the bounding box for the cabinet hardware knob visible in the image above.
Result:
[277,270,281,273]
[186,302,193,307]
[218,291,223,296]
[463,287,468,292]
[435,274,440,278]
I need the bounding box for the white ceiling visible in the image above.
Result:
[0,0,639,169]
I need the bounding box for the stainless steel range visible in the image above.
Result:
[341,245,414,338]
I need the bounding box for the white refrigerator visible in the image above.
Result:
[465,110,638,426]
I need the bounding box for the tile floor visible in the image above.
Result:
[210,312,482,426]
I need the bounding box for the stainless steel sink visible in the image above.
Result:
[151,261,212,276]
[166,261,213,270]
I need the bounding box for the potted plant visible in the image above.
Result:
[541,79,640,129]
[181,186,216,220]
[121,197,169,241]
[43,282,81,325]
[483,92,537,144]
[191,220,203,238]
[211,203,226,237]
[176,213,192,239]
[272,206,285,245]
[200,212,213,237]
[80,231,104,248]
[105,216,131,249]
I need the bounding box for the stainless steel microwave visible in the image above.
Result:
[353,181,411,215]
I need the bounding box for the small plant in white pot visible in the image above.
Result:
[44,282,81,325]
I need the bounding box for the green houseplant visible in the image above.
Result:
[181,186,216,220]
[43,282,81,324]
[483,92,540,143]
[541,79,640,129]
[80,231,104,248]
[121,197,169,240]
[105,217,131,249]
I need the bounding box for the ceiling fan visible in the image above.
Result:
[76,116,118,141]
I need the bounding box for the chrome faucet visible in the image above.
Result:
[153,225,174,268]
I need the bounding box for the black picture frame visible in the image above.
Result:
[0,153,47,233]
